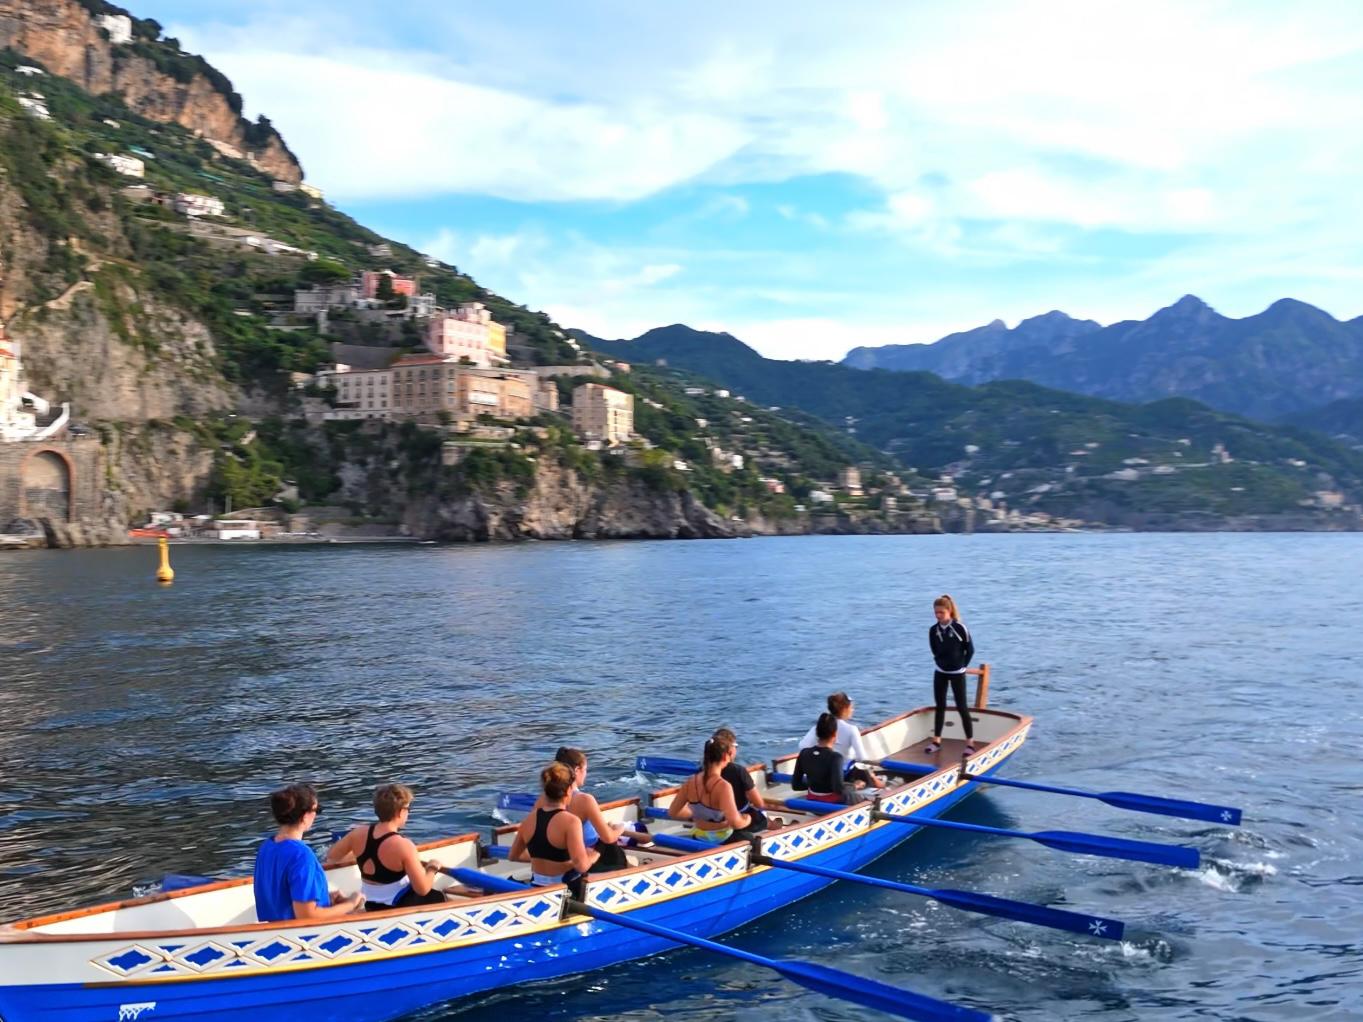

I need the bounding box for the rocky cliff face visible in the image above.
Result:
[0,0,302,182]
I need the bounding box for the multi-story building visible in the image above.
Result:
[359,270,417,300]
[174,193,225,217]
[317,364,393,419]
[319,357,544,422]
[572,383,633,446]
[426,303,507,365]
[294,284,359,314]
[97,153,144,178]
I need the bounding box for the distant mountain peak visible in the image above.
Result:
[1261,297,1337,323]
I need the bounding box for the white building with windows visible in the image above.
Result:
[97,153,145,178]
[174,193,225,218]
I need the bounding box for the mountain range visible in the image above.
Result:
[842,295,1363,423]
[578,324,1363,529]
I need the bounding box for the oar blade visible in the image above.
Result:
[1100,791,1242,826]
[1034,829,1200,869]
[635,756,698,777]
[496,792,537,813]
[930,888,1125,941]
[780,961,991,1022]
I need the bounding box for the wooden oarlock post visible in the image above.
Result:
[969,663,991,709]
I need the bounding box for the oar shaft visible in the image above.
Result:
[876,758,1244,826]
[750,853,1125,939]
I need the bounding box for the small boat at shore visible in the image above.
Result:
[0,675,1230,1022]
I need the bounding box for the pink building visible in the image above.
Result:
[425,303,506,367]
[360,269,417,300]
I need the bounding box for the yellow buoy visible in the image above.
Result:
[156,535,175,584]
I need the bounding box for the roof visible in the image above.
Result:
[0,348,17,360]
[393,354,451,367]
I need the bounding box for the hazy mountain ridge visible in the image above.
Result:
[579,323,1363,530]
[842,295,1363,422]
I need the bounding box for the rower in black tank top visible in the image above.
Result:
[358,825,407,883]
[527,808,571,861]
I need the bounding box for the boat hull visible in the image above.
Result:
[0,715,1029,1021]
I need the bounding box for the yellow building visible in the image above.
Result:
[572,383,633,446]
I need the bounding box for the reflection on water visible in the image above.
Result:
[1,534,1360,1020]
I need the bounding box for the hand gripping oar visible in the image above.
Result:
[447,867,990,1022]
[878,758,1243,826]
[783,798,1201,868]
[647,833,1124,940]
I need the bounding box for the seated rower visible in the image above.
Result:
[509,762,599,897]
[667,735,751,843]
[713,727,768,837]
[798,691,886,791]
[555,747,629,871]
[254,783,365,923]
[793,713,865,804]
[325,783,446,912]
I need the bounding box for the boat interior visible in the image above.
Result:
[5,705,1022,939]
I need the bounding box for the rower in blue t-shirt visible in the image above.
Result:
[254,837,330,922]
[252,783,364,923]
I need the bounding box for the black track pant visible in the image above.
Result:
[933,670,974,739]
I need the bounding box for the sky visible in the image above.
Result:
[134,1,1363,359]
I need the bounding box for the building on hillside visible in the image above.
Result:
[318,357,545,423]
[534,364,609,381]
[294,284,358,313]
[16,66,44,76]
[96,13,133,44]
[16,95,50,120]
[839,466,863,495]
[174,193,225,218]
[97,153,144,178]
[317,364,393,419]
[571,383,633,446]
[0,325,65,442]
[300,183,324,201]
[407,293,438,319]
[425,303,506,365]
[359,269,416,299]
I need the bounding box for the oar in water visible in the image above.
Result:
[783,797,1201,868]
[647,833,1124,940]
[447,867,990,1022]
[878,757,1243,826]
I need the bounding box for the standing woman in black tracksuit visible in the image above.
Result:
[926,594,975,754]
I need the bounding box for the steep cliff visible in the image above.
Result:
[0,0,302,182]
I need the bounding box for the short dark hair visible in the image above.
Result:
[373,783,412,822]
[270,783,317,826]
[827,692,851,716]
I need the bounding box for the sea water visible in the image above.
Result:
[0,533,1358,1021]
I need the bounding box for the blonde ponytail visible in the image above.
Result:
[933,594,960,621]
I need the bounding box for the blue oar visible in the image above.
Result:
[648,833,1124,940]
[635,755,698,777]
[879,758,1242,826]
[496,792,538,813]
[448,867,989,1022]
[783,798,1200,868]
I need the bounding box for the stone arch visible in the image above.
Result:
[20,448,74,522]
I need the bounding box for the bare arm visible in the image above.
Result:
[508,823,530,863]
[293,892,363,919]
[323,827,361,867]
[667,779,693,821]
[715,780,751,832]
[742,769,766,810]
[397,836,436,896]
[579,793,624,844]
[559,814,599,875]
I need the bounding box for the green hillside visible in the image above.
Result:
[582,325,1363,527]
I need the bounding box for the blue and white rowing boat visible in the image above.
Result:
[0,683,1222,1022]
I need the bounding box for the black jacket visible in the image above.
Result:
[929,620,974,673]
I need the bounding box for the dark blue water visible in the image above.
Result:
[0,534,1359,1021]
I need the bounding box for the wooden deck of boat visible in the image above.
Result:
[884,735,986,768]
